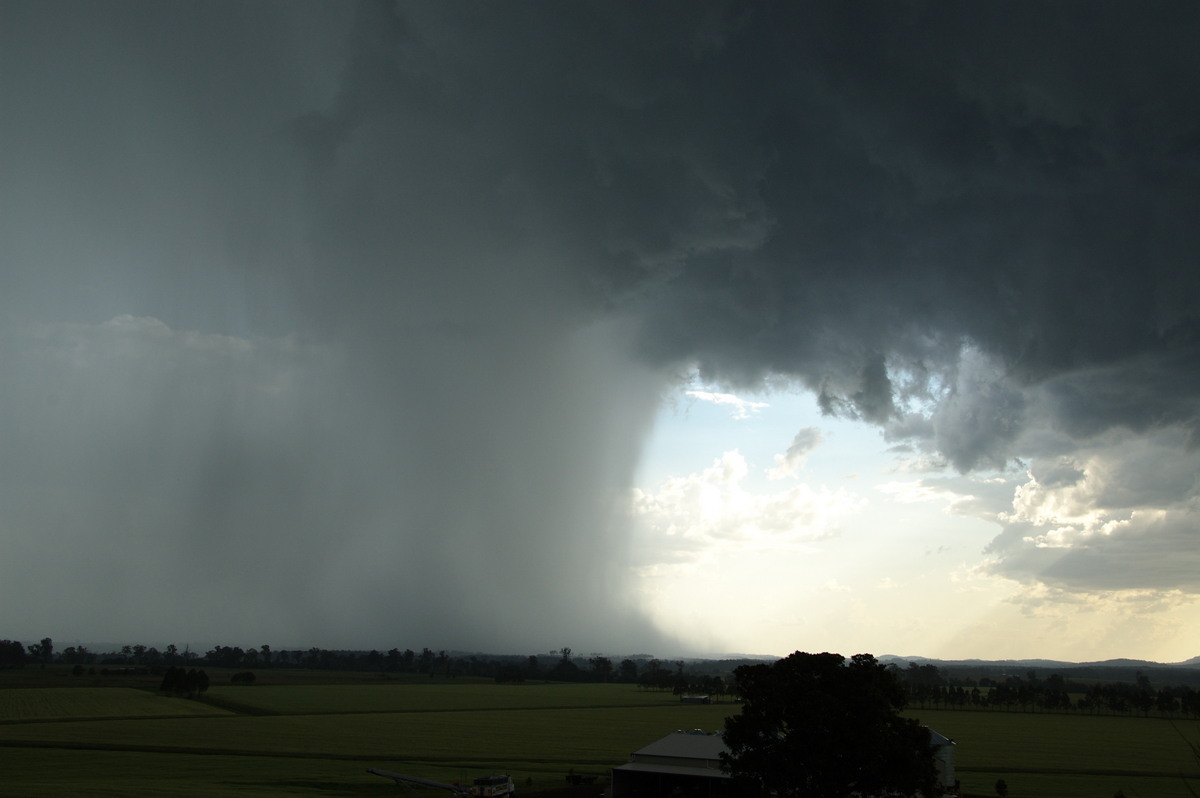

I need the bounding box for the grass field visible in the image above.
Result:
[3,669,1199,796]
[0,686,231,722]
[201,681,691,715]
[909,709,1200,798]
[0,673,728,796]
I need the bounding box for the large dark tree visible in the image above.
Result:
[0,640,26,668]
[721,652,938,798]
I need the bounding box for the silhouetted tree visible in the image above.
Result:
[589,655,613,682]
[205,646,246,669]
[61,645,92,665]
[550,649,581,681]
[160,667,186,695]
[27,638,53,668]
[0,640,26,668]
[722,652,938,798]
[159,666,207,696]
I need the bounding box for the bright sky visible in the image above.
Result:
[629,378,1200,663]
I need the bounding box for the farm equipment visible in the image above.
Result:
[367,768,516,796]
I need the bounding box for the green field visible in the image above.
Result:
[910,709,1200,798]
[2,671,1199,797]
[203,681,691,714]
[0,686,232,722]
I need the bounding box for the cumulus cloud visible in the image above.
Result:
[988,431,1200,588]
[684,390,769,420]
[768,427,823,479]
[630,450,863,569]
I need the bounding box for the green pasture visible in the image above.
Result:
[202,681,687,715]
[0,746,418,798]
[0,702,729,762]
[0,687,231,722]
[0,682,728,796]
[911,709,1200,797]
[0,745,617,798]
[3,677,1199,796]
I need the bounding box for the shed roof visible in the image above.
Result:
[612,760,732,780]
[928,729,954,747]
[630,731,729,762]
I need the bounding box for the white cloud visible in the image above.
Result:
[684,389,769,419]
[767,426,823,479]
[970,429,1200,598]
[887,453,948,474]
[877,480,963,505]
[630,450,864,567]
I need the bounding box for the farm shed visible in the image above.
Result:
[608,731,732,798]
[609,728,958,798]
[929,728,958,796]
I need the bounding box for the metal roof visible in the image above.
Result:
[629,732,729,762]
[927,728,955,747]
[612,761,732,780]
[622,728,950,768]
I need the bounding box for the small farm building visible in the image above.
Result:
[610,728,958,798]
[609,731,732,798]
[929,728,958,796]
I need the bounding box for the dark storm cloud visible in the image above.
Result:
[2,1,1198,647]
[623,3,1200,449]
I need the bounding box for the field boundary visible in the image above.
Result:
[0,712,229,726]
[0,738,615,767]
[198,697,691,718]
[193,694,280,716]
[958,764,1200,779]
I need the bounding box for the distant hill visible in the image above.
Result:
[878,654,1200,687]
[879,654,1200,669]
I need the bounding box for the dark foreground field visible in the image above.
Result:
[2,667,1198,796]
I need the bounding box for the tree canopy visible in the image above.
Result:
[721,651,938,798]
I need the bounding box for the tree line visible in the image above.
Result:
[896,662,1200,719]
[0,638,748,693]
[7,637,1198,713]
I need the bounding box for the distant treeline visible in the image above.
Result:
[895,662,1200,719]
[12,637,1198,716]
[0,638,743,694]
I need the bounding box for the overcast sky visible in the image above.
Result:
[2,1,1198,661]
